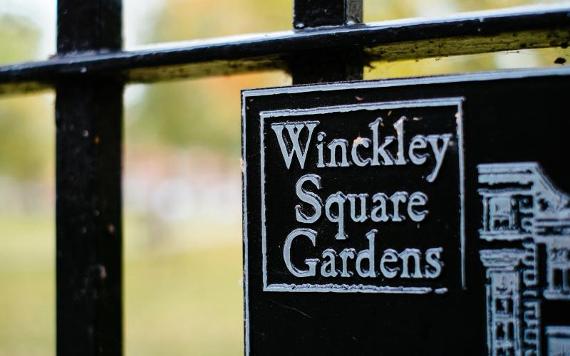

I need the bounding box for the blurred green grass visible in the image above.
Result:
[0,215,54,356]
[0,215,243,356]
[125,237,243,356]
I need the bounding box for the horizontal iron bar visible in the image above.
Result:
[1,5,570,94]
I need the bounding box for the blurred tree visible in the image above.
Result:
[129,79,241,152]
[148,0,290,42]
[0,15,53,180]
[126,0,291,154]
[0,15,39,65]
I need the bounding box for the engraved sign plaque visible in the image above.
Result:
[242,68,570,355]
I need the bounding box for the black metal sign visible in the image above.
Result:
[242,68,570,355]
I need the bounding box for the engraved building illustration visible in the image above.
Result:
[478,163,570,356]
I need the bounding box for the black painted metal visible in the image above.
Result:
[57,0,122,52]
[294,0,362,29]
[291,0,364,84]
[56,0,123,355]
[0,6,569,94]
[242,68,570,355]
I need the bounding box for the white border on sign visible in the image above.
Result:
[240,90,250,356]
[259,97,466,293]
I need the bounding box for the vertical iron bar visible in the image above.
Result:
[56,1,123,355]
[291,0,364,84]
